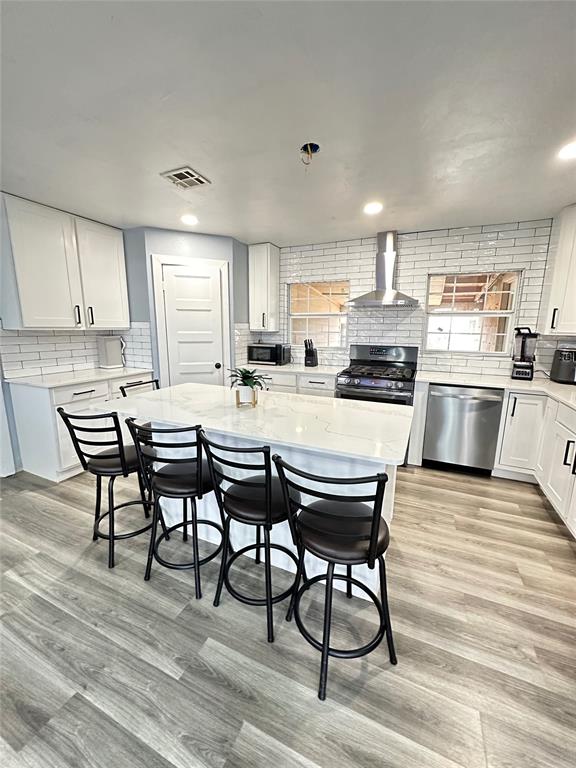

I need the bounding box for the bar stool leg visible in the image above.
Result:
[144,496,161,581]
[107,476,116,569]
[318,561,335,700]
[93,475,102,541]
[190,497,202,599]
[255,525,261,564]
[137,471,150,519]
[379,556,397,665]
[182,498,188,542]
[286,546,305,622]
[214,516,231,607]
[346,564,353,598]
[263,527,274,643]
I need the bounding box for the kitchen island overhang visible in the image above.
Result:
[108,383,414,597]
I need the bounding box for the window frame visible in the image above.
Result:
[288,279,350,350]
[423,270,523,356]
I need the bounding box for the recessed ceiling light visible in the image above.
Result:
[180,214,199,226]
[558,141,576,160]
[363,201,383,215]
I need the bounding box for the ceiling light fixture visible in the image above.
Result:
[363,201,383,215]
[558,141,576,160]
[180,214,199,226]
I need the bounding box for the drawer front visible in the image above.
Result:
[52,381,109,406]
[297,374,335,391]
[109,374,153,399]
[557,402,576,433]
[260,372,298,388]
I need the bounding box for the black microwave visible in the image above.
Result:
[247,343,291,366]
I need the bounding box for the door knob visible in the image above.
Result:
[215,362,222,369]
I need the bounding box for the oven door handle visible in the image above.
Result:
[335,385,413,402]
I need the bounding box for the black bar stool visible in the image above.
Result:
[201,431,300,643]
[57,408,153,568]
[126,419,223,599]
[273,454,396,700]
[119,379,160,397]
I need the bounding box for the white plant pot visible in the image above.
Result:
[236,385,258,408]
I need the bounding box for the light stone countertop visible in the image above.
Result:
[4,367,154,389]
[112,382,413,465]
[415,370,576,410]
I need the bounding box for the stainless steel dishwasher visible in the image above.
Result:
[422,384,504,471]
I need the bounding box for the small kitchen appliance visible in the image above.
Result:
[511,327,538,381]
[304,339,318,367]
[550,348,576,384]
[247,342,291,366]
[335,344,418,405]
[97,336,125,369]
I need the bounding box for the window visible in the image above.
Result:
[289,280,349,348]
[425,271,520,353]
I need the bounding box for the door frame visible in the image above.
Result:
[151,254,231,387]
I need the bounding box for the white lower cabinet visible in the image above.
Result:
[499,392,547,471]
[536,401,576,528]
[257,369,336,397]
[8,371,152,482]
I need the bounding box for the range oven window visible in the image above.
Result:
[425,271,520,354]
[289,280,349,348]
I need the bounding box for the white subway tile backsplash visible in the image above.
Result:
[237,216,574,376]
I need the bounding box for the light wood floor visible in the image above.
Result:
[1,466,575,768]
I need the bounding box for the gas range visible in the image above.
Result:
[335,344,418,405]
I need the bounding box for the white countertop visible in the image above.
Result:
[252,363,341,376]
[112,382,413,465]
[4,367,153,389]
[415,370,576,410]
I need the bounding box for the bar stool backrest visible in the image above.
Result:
[126,419,204,497]
[200,430,273,527]
[119,379,160,397]
[57,408,129,475]
[273,455,388,569]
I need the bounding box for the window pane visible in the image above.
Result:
[427,316,452,334]
[427,271,520,313]
[427,333,450,350]
[290,281,349,314]
[426,314,511,353]
[449,334,481,352]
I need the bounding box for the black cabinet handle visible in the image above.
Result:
[88,306,95,325]
[126,380,144,386]
[572,453,576,476]
[72,388,96,396]
[510,396,517,417]
[307,380,325,385]
[74,305,81,325]
[562,440,574,466]
[262,312,266,328]
[551,307,559,329]
[215,362,222,369]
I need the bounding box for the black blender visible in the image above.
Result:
[511,327,538,381]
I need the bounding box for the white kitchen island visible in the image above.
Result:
[111,383,413,597]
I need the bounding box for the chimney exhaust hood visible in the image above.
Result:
[347,231,418,308]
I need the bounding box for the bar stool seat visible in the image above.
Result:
[299,501,390,564]
[86,444,140,475]
[226,475,295,524]
[151,459,213,497]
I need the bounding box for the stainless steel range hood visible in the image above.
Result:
[347,231,418,308]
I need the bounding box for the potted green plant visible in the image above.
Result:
[228,367,267,407]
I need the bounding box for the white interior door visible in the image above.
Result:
[161,261,226,386]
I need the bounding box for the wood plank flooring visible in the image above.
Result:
[0,466,575,767]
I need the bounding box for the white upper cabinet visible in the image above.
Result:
[539,203,576,335]
[75,218,129,328]
[248,243,280,332]
[3,195,84,328]
[1,194,130,330]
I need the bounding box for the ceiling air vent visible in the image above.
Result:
[160,166,211,189]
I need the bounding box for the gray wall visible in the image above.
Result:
[122,226,249,375]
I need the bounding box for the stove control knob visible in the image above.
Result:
[354,378,360,385]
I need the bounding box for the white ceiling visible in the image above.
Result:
[1,1,575,246]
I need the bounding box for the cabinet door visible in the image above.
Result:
[499,393,546,470]
[75,218,130,328]
[56,396,111,470]
[542,421,576,518]
[565,475,576,539]
[4,195,84,328]
[535,398,557,483]
[248,243,279,332]
[546,204,576,335]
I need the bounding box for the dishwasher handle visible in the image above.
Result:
[429,392,503,403]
